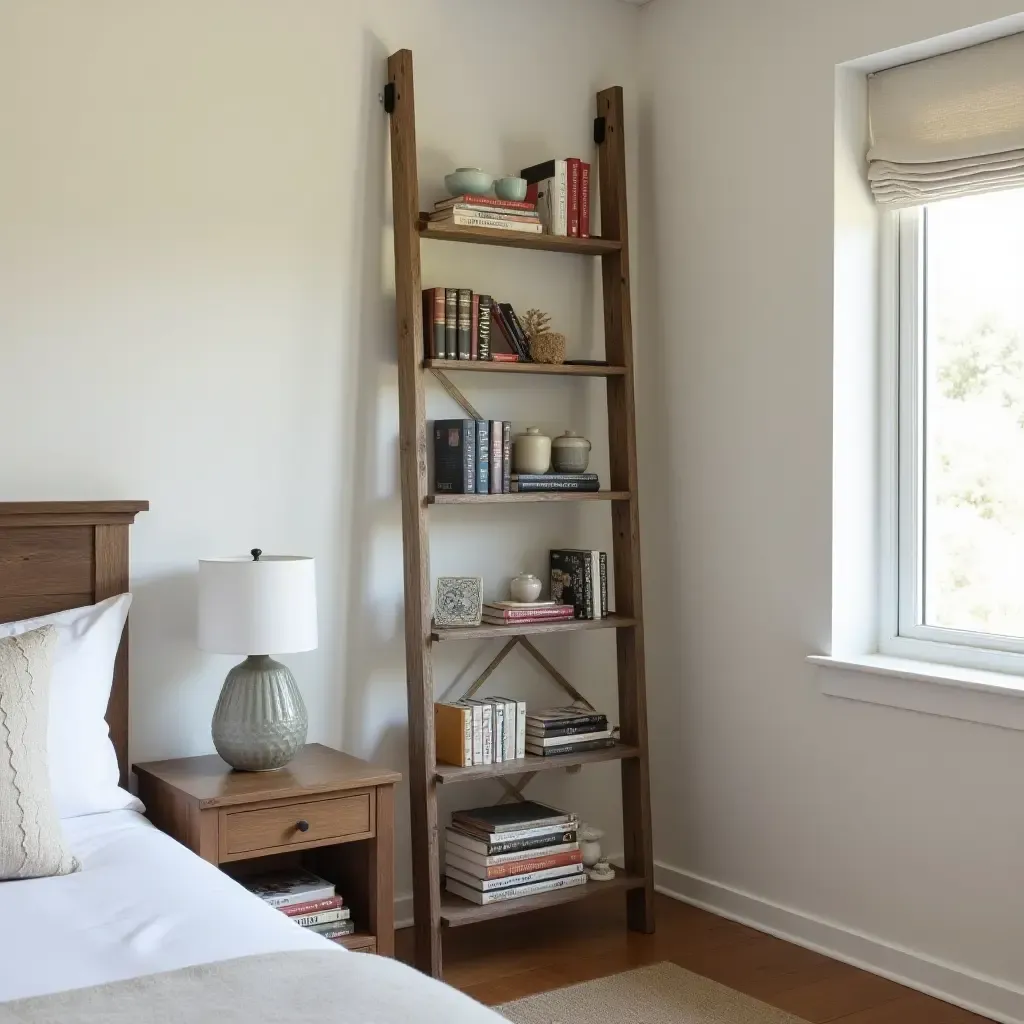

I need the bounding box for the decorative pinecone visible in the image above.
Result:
[522,309,552,339]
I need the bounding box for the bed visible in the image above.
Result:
[0,502,503,1023]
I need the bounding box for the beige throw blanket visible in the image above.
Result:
[0,951,503,1024]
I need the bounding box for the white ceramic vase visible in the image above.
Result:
[513,427,552,474]
[510,573,543,602]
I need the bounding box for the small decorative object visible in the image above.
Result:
[198,550,318,772]
[444,167,493,197]
[588,859,616,882]
[551,430,592,473]
[494,175,527,202]
[522,308,567,365]
[509,572,543,603]
[433,576,484,626]
[578,823,604,867]
[513,427,552,474]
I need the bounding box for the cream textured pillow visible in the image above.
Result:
[0,626,78,879]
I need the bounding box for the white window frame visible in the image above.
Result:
[879,203,1024,675]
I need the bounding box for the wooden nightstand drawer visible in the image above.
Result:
[221,791,374,857]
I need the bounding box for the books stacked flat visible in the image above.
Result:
[511,472,600,493]
[445,801,585,905]
[429,194,542,235]
[520,158,591,237]
[242,869,354,941]
[482,600,575,627]
[421,290,537,362]
[435,697,526,767]
[550,549,608,619]
[525,705,615,758]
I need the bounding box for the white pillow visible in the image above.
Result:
[0,594,143,819]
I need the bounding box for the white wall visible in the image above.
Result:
[0,0,639,912]
[638,0,1024,1017]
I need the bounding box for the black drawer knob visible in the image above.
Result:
[296,819,310,833]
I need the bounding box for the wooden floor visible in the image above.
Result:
[396,894,994,1022]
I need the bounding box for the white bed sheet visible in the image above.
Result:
[0,810,331,1002]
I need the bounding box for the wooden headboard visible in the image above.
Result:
[0,501,149,787]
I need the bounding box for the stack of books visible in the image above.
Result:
[511,472,600,493]
[242,868,354,941]
[521,158,591,237]
[481,600,575,627]
[550,549,609,619]
[445,801,586,905]
[421,290,536,362]
[435,697,526,767]
[525,705,615,758]
[429,194,542,235]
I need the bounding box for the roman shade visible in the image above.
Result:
[867,32,1024,207]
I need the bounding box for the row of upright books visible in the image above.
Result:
[522,157,592,238]
[435,702,615,767]
[242,869,354,941]
[435,696,526,767]
[445,801,586,905]
[421,289,537,362]
[551,549,609,619]
[434,420,602,495]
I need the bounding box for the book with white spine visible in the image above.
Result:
[445,871,586,905]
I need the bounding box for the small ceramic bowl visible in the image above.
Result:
[494,175,528,202]
[444,167,493,196]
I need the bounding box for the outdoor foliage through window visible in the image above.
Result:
[924,188,1024,637]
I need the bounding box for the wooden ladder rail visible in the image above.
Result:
[386,49,443,977]
[597,86,655,933]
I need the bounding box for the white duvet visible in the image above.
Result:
[0,810,501,1022]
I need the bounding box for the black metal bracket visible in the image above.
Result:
[593,115,606,145]
[383,82,395,114]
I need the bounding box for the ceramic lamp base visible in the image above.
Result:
[211,655,308,771]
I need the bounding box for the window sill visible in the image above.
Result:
[808,653,1024,731]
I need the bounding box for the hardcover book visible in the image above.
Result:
[524,737,617,757]
[435,212,543,233]
[280,895,344,917]
[477,295,492,360]
[599,550,608,616]
[435,702,473,767]
[475,420,490,494]
[452,800,573,834]
[443,838,579,868]
[524,729,612,748]
[521,159,568,236]
[290,907,350,928]
[493,695,526,759]
[445,848,582,879]
[243,869,335,909]
[549,549,589,618]
[470,293,480,359]
[446,827,578,857]
[422,287,445,359]
[457,288,472,360]
[445,862,585,892]
[502,421,512,493]
[580,162,591,238]
[489,420,503,494]
[511,478,600,492]
[566,157,581,237]
[445,872,586,905]
[308,919,356,938]
[526,720,608,738]
[435,193,537,212]
[433,419,476,494]
[526,705,608,730]
[444,287,458,359]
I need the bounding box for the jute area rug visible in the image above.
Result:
[497,962,806,1024]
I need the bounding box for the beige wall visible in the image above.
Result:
[0,0,640,917]
[637,0,1024,1016]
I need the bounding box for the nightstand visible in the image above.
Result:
[134,743,401,955]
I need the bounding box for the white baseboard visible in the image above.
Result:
[654,860,1024,1024]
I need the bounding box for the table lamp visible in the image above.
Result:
[198,549,318,771]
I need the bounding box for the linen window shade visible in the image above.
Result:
[867,32,1024,207]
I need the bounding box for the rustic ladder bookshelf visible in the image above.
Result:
[385,48,654,978]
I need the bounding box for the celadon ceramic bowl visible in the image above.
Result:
[444,167,493,196]
[495,175,528,202]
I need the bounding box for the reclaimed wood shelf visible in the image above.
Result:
[435,743,641,784]
[440,868,645,927]
[427,491,631,505]
[387,49,653,979]
[335,932,377,952]
[423,358,627,377]
[432,613,637,642]
[418,216,622,255]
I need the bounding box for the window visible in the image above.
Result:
[890,188,1024,667]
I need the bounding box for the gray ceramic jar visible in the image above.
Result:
[550,431,592,473]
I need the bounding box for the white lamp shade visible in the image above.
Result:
[198,556,318,655]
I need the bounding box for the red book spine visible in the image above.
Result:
[438,193,536,212]
[566,158,580,237]
[491,352,519,362]
[580,163,591,238]
[470,294,479,359]
[487,607,575,621]
[281,895,344,917]
[478,850,583,879]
